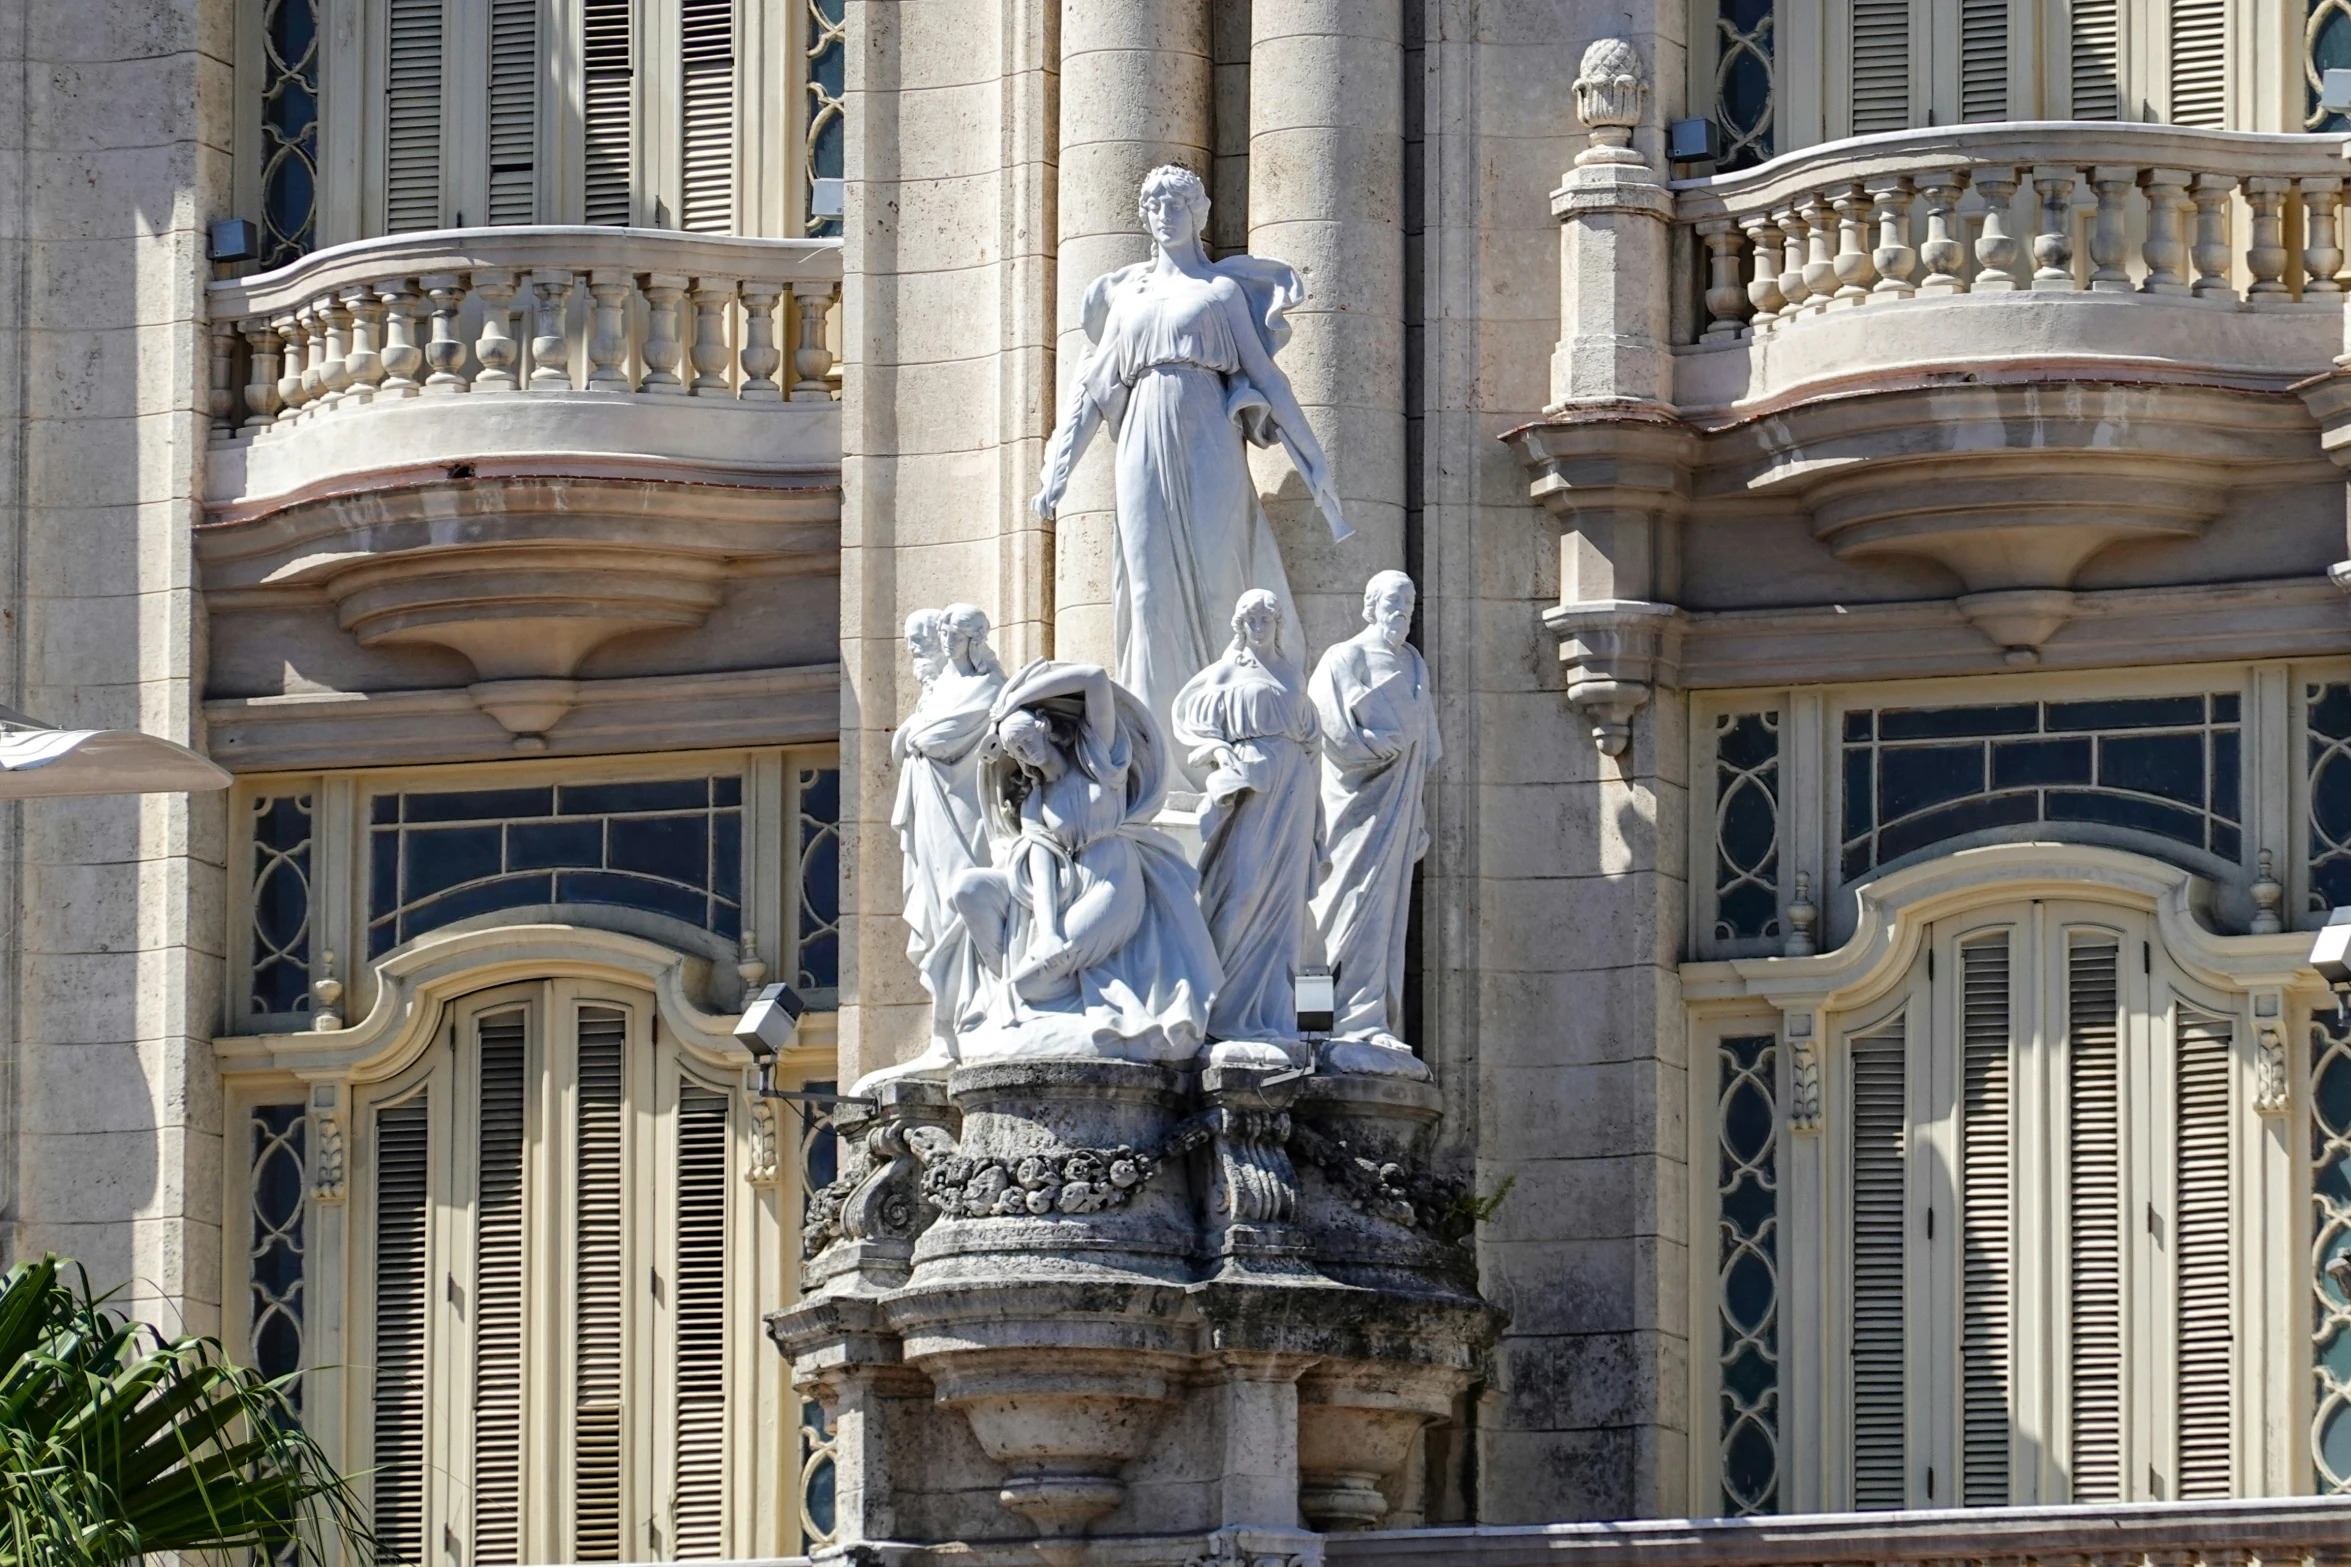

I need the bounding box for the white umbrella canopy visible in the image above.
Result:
[0,707,230,799]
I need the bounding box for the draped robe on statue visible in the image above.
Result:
[959,662,1223,1064]
[1171,644,1323,1044]
[1308,632,1442,1043]
[1073,260,1311,753]
[891,666,1001,1047]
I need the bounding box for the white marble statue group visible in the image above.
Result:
[879,166,1439,1084]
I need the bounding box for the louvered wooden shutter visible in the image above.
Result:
[672,1082,730,1555]
[574,1008,627,1561]
[2168,0,2225,127]
[1959,935,2013,1506]
[583,0,635,226]
[1851,1027,1909,1509]
[1851,0,1911,133]
[372,1097,433,1561]
[2071,0,2121,119]
[386,0,445,230]
[2067,935,2125,1500]
[1959,0,2008,122]
[2175,1011,2234,1497]
[472,1015,529,1565]
[678,0,735,233]
[487,0,539,223]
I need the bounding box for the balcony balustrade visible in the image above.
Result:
[202,226,842,514]
[1670,123,2349,413]
[1328,1495,2351,1567]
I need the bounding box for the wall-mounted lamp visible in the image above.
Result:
[0,704,229,799]
[2311,908,2351,1024]
[734,982,871,1109]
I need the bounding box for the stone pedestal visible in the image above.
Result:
[768,1057,1500,1567]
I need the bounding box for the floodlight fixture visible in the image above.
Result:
[2312,908,2351,1023]
[2325,69,2351,115]
[0,705,229,799]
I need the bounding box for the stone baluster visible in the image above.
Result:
[297,301,329,413]
[2031,165,2080,290]
[2137,168,2190,296]
[420,274,471,392]
[1774,207,1810,314]
[241,318,283,428]
[1916,170,1970,294]
[639,274,689,393]
[1831,184,1876,304]
[1868,176,1917,298]
[1972,168,2022,292]
[343,286,386,402]
[2189,173,2239,301]
[472,270,522,392]
[2245,176,2292,302]
[528,270,575,391]
[317,293,355,409]
[207,319,240,439]
[2304,175,2347,294]
[2086,165,2137,290]
[272,310,307,418]
[738,282,784,398]
[1696,218,1749,338]
[791,281,837,400]
[688,279,737,395]
[1800,193,1836,313]
[1741,212,1785,327]
[586,270,634,390]
[378,283,424,395]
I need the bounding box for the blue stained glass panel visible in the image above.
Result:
[250,795,313,1016]
[1717,1032,1778,1517]
[1714,713,1781,943]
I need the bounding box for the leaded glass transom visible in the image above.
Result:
[366,776,743,956]
[1718,1033,1779,1516]
[259,0,320,267]
[1715,713,1781,942]
[251,794,314,1016]
[1716,0,1774,171]
[2316,1011,2351,1491]
[250,1104,307,1412]
[804,0,845,237]
[1840,694,2242,880]
[796,767,841,994]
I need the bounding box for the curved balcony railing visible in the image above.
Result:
[201,228,842,510]
[1668,122,2350,408]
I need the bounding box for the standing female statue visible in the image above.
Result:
[1310,571,1440,1078]
[890,605,1005,1065]
[1033,165,1351,754]
[948,660,1223,1064]
[1171,590,1322,1058]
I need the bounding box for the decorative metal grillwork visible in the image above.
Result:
[366,777,743,956]
[1715,713,1781,942]
[796,767,841,995]
[804,0,845,236]
[250,795,313,1016]
[2315,1011,2351,1492]
[2311,0,2351,131]
[1718,1033,1779,1516]
[249,1105,307,1409]
[259,0,321,266]
[797,1080,839,1548]
[1716,0,1774,170]
[1842,693,2242,880]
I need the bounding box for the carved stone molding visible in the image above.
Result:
[1570,38,1647,167]
[1541,598,1687,756]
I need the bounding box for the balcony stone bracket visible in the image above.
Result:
[2291,367,2351,615]
[769,1063,1499,1565]
[197,474,838,747]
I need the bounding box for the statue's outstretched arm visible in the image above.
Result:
[999,661,1117,745]
[1034,352,1107,521]
[1221,285,1353,542]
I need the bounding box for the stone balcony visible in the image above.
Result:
[196,229,843,762]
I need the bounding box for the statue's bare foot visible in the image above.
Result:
[847,1040,957,1098]
[1316,1034,1432,1081]
[1206,1037,1301,1070]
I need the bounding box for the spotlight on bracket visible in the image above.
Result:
[2313,909,2351,1026]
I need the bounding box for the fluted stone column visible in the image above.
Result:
[1248,0,1406,659]
[1050,1,1215,670]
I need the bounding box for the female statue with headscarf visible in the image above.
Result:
[1171,590,1322,1057]
[948,660,1223,1064]
[1033,165,1350,757]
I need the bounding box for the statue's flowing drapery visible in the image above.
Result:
[1309,636,1442,1041]
[891,668,999,1045]
[1072,259,1310,750]
[1172,644,1323,1044]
